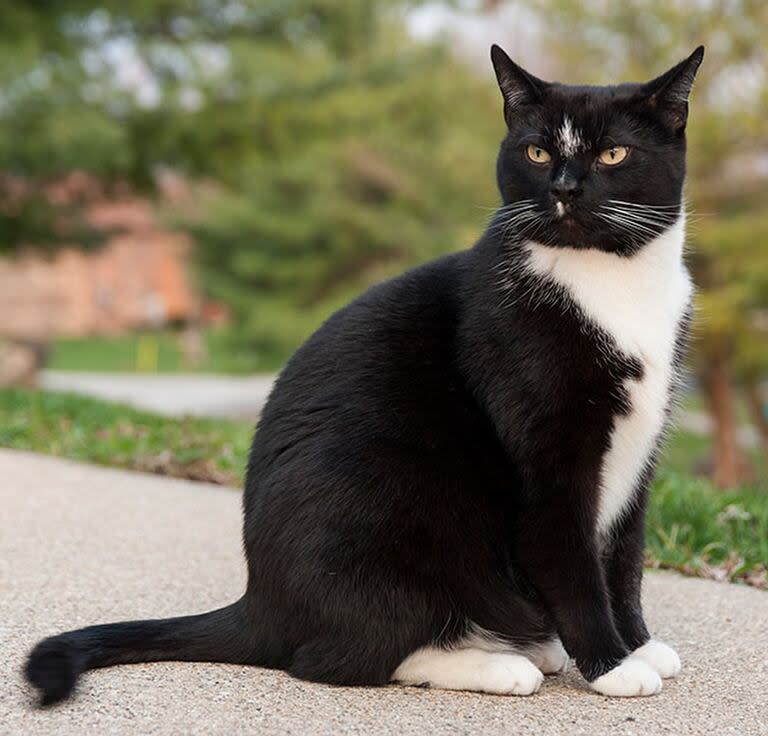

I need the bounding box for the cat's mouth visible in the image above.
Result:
[553,201,582,228]
[547,203,610,247]
[554,200,578,222]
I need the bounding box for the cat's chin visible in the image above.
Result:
[531,233,602,251]
[537,218,605,250]
[532,227,634,254]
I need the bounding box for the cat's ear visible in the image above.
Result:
[637,46,705,132]
[490,45,546,126]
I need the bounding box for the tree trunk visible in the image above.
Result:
[699,348,747,488]
[745,379,768,460]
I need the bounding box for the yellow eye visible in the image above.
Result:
[598,145,629,165]
[526,144,552,164]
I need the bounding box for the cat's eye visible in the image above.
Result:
[526,144,552,164]
[598,145,629,166]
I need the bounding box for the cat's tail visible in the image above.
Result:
[25,598,253,706]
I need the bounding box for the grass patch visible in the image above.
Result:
[0,388,252,486]
[646,471,766,589]
[1,388,765,589]
[49,332,187,373]
[49,328,286,374]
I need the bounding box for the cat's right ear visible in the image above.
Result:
[490,45,546,126]
[636,46,705,133]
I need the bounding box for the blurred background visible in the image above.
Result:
[0,0,765,516]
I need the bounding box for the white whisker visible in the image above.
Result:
[594,211,661,239]
[599,206,675,228]
[595,216,658,238]
[607,199,682,210]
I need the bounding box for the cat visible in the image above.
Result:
[26,43,703,704]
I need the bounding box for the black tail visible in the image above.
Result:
[25,598,252,706]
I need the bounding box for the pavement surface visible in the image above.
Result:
[2,449,766,736]
[41,371,276,419]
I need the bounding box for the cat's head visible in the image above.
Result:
[490,45,704,255]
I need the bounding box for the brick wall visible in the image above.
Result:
[0,201,199,340]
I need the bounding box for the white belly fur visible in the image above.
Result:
[525,216,692,534]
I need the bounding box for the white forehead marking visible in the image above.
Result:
[556,115,585,158]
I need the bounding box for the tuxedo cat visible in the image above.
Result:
[27,43,703,704]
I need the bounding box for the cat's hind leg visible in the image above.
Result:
[392,646,544,695]
[288,633,544,696]
[521,637,570,675]
[288,636,401,687]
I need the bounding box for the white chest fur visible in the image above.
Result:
[525,217,692,534]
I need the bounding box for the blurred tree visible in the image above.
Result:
[4,1,764,487]
[0,0,501,361]
[511,0,768,487]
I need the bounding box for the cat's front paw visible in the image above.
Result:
[590,657,662,697]
[631,639,681,679]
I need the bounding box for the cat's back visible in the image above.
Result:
[250,251,480,468]
[280,250,464,391]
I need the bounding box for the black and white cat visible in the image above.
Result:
[27,44,703,704]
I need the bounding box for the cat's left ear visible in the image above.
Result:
[636,46,705,132]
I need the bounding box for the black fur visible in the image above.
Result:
[491,43,703,255]
[25,45,703,705]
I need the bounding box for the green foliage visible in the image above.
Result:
[2,3,766,490]
[0,1,501,357]
[694,211,768,378]
[182,18,501,352]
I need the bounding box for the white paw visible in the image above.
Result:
[631,639,681,679]
[393,647,543,696]
[590,657,662,697]
[525,638,570,675]
[482,653,545,695]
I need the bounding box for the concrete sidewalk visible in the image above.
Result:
[1,450,765,735]
[41,371,276,419]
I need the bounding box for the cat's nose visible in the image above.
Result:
[551,170,583,200]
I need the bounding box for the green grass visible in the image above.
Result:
[49,329,286,374]
[0,388,252,486]
[50,332,186,372]
[1,388,765,589]
[646,471,767,588]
